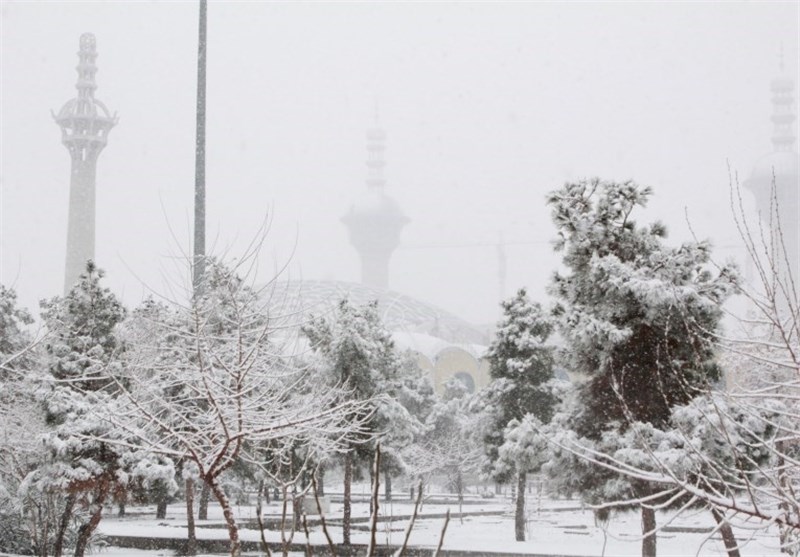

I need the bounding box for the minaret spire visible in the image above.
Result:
[365,126,387,193]
[54,33,117,294]
[744,46,800,310]
[770,46,796,152]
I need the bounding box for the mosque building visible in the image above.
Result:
[53,32,797,397]
[288,125,492,394]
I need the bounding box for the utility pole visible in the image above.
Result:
[193,0,208,295]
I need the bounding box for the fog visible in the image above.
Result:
[1,1,797,326]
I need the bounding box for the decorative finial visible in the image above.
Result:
[365,125,386,192]
[75,32,99,99]
[79,33,96,52]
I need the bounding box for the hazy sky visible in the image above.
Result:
[1,1,798,326]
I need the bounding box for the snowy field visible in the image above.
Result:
[94,495,785,556]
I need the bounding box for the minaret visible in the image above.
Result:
[342,126,409,289]
[744,49,799,298]
[54,33,117,293]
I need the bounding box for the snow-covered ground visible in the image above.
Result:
[97,495,785,556]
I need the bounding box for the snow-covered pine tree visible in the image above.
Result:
[39,261,130,557]
[545,180,735,557]
[0,284,35,376]
[485,288,556,541]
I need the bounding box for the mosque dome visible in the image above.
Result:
[276,279,488,345]
[273,279,491,393]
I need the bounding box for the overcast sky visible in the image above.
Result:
[1,1,798,326]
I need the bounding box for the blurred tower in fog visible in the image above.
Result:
[54,33,117,294]
[744,53,799,297]
[342,127,409,289]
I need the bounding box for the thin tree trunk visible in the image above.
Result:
[317,466,325,497]
[185,478,197,556]
[641,506,656,557]
[368,466,374,516]
[367,445,381,557]
[255,480,273,557]
[199,480,210,520]
[433,509,450,557]
[515,470,526,542]
[208,477,241,557]
[456,469,464,522]
[53,493,76,557]
[343,450,352,546]
[397,480,423,557]
[385,471,392,502]
[73,478,111,557]
[711,508,740,557]
[117,490,126,517]
[312,473,336,557]
[156,498,168,519]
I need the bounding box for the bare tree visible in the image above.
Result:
[91,256,376,557]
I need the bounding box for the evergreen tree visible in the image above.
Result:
[546,180,734,556]
[39,262,130,557]
[485,288,556,541]
[41,261,126,397]
[301,298,418,545]
[0,284,34,376]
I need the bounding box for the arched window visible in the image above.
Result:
[454,372,475,394]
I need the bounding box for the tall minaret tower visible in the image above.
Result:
[342,125,409,289]
[54,33,117,293]
[744,50,799,296]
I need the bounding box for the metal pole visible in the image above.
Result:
[193,0,207,295]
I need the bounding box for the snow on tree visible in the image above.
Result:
[545,179,735,557]
[484,288,557,541]
[0,286,56,556]
[96,259,372,557]
[423,378,482,507]
[301,298,420,545]
[35,261,136,557]
[497,413,553,537]
[544,179,800,556]
[0,284,35,376]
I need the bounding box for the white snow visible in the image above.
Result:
[96,495,784,556]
